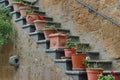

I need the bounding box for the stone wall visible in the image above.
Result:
[13,25,72,80]
[38,0,120,69]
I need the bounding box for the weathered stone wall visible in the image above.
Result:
[13,25,72,80]
[38,0,120,69]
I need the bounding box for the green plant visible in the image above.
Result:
[98,74,115,80]
[0,6,14,47]
[26,9,34,14]
[65,39,76,48]
[0,5,11,21]
[44,24,56,29]
[76,43,90,53]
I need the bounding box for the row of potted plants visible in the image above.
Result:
[7,1,119,80]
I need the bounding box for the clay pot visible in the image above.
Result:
[72,53,86,70]
[43,28,57,40]
[64,48,76,58]
[26,13,39,24]
[19,6,31,17]
[12,2,23,12]
[34,20,47,32]
[86,68,103,80]
[49,33,67,49]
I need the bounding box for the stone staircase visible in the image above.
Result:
[1,0,120,80]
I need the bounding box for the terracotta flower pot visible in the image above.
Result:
[64,48,76,58]
[19,6,31,17]
[72,53,86,70]
[86,68,103,80]
[12,2,23,12]
[26,13,39,24]
[34,20,47,32]
[49,33,67,49]
[43,28,57,40]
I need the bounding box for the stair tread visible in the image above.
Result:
[46,48,64,52]
[88,60,112,63]
[54,58,112,63]
[21,24,34,28]
[37,39,49,43]
[55,59,71,63]
[10,11,19,15]
[29,31,43,35]
[66,70,120,75]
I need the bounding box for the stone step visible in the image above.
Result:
[29,32,45,41]
[55,59,72,71]
[68,35,80,42]
[45,48,64,59]
[0,0,8,6]
[21,24,35,32]
[57,28,70,34]
[21,23,61,33]
[10,11,21,20]
[45,48,98,59]
[37,40,50,49]
[37,36,81,49]
[15,17,53,25]
[66,70,87,80]
[88,60,112,70]
[65,70,120,80]
[54,59,112,70]
[33,10,46,15]
[77,50,99,60]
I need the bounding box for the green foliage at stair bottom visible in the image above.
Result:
[0,5,14,47]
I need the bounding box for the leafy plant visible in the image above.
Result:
[98,74,115,80]
[65,39,76,48]
[44,24,56,29]
[0,5,14,47]
[76,43,90,53]
[0,5,11,21]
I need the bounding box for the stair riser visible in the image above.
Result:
[56,62,72,71]
[86,53,99,60]
[46,51,64,59]
[11,12,20,20]
[68,37,79,42]
[30,33,45,41]
[67,74,87,80]
[22,26,35,33]
[37,41,50,49]
[16,18,26,26]
[89,62,112,70]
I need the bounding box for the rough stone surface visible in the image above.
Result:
[38,0,120,70]
[13,25,73,80]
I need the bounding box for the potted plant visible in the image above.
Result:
[98,74,115,80]
[84,62,103,80]
[43,24,57,40]
[49,33,67,49]
[98,71,118,80]
[12,0,24,12]
[71,43,90,70]
[64,39,76,59]
[25,9,40,24]
[34,20,48,32]
[19,5,31,17]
